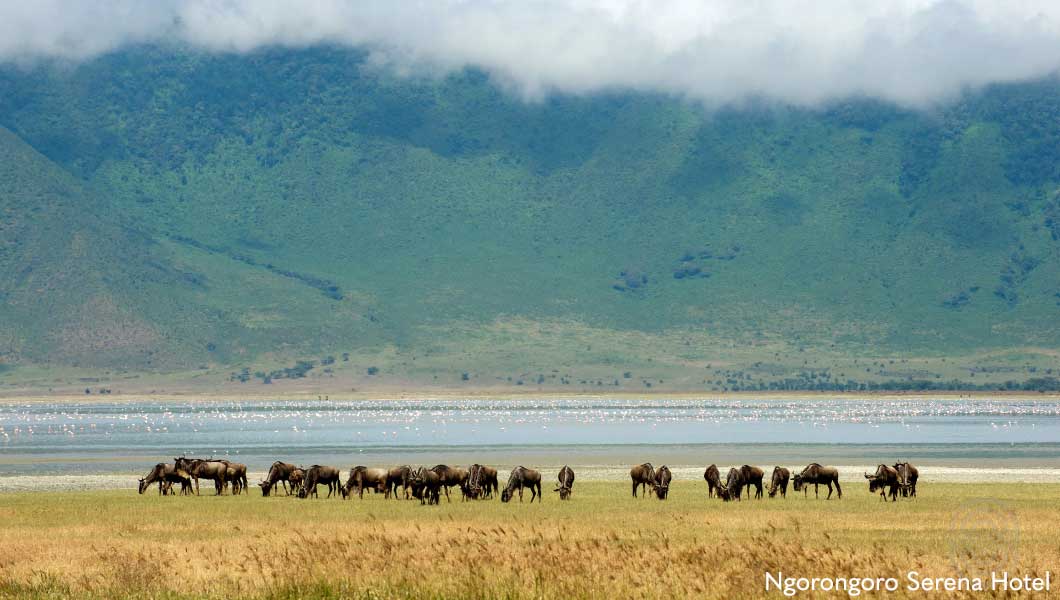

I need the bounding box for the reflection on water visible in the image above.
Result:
[1,396,1058,476]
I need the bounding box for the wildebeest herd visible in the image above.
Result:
[138,457,919,503]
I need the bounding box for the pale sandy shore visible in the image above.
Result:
[3,465,1060,493]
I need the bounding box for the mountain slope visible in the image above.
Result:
[1,48,1059,390]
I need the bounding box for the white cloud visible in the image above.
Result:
[2,1,1059,106]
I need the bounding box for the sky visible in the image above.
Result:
[1,1,1059,107]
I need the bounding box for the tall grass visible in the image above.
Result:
[0,482,1056,599]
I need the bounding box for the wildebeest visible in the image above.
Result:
[740,465,765,499]
[478,465,499,499]
[288,467,306,493]
[652,465,672,500]
[174,457,227,495]
[501,466,542,503]
[221,461,249,495]
[554,465,575,500]
[720,467,744,502]
[703,464,722,498]
[298,465,342,499]
[630,463,656,498]
[409,467,441,505]
[138,463,192,496]
[865,464,900,502]
[768,467,790,498]
[385,465,414,500]
[894,462,919,498]
[430,465,468,503]
[463,464,486,500]
[259,461,299,496]
[342,466,388,499]
[792,463,842,499]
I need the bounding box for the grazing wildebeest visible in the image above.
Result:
[463,464,486,500]
[430,465,468,503]
[652,465,672,500]
[768,467,790,498]
[894,462,919,498]
[554,465,575,500]
[174,457,227,496]
[630,463,656,498]
[409,467,441,505]
[342,466,388,499]
[259,461,299,496]
[385,465,414,500]
[865,464,900,502]
[740,465,765,499]
[720,467,745,502]
[501,466,542,503]
[138,463,192,496]
[703,464,723,498]
[298,465,342,499]
[793,463,842,499]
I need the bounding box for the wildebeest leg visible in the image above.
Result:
[632,482,637,498]
[814,483,820,499]
[834,480,842,499]
[444,485,451,503]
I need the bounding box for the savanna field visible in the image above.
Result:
[0,482,1055,599]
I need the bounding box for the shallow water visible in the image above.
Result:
[1,396,1058,485]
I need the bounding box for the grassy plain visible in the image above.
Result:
[0,482,1055,599]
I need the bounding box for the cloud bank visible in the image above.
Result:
[3,1,1060,106]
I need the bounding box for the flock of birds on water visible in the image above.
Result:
[139,458,921,504]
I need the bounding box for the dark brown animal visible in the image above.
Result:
[501,466,542,503]
[341,466,388,499]
[463,464,486,500]
[740,465,765,499]
[259,461,299,496]
[554,465,575,500]
[479,465,499,499]
[221,461,249,495]
[793,463,842,499]
[138,463,192,496]
[173,457,227,495]
[298,465,342,499]
[288,468,306,493]
[704,464,722,498]
[721,467,744,502]
[430,465,468,503]
[385,465,413,499]
[409,467,441,505]
[894,462,919,498]
[630,463,655,498]
[865,464,900,502]
[652,465,672,500]
[768,467,790,498]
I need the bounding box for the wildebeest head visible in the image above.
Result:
[716,485,731,501]
[865,472,882,492]
[554,485,572,500]
[137,478,148,494]
[258,481,273,497]
[501,488,513,503]
[792,474,803,491]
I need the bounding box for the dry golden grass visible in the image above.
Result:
[0,482,1056,599]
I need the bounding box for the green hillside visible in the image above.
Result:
[1,47,1059,392]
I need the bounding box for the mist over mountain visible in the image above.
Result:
[1,41,1059,391]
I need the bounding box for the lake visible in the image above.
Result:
[2,395,1059,486]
